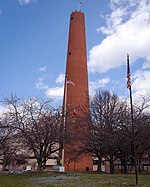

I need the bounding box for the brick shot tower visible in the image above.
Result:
[62,11,93,171]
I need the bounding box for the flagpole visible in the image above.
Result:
[78,2,84,11]
[127,54,138,186]
[61,75,68,172]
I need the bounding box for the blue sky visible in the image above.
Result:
[0,0,150,106]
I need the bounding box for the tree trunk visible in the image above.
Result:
[123,162,128,174]
[120,156,123,174]
[138,158,141,175]
[37,158,43,171]
[2,158,6,171]
[97,156,102,172]
[43,157,47,169]
[73,160,76,171]
[109,156,114,174]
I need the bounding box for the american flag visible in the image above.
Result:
[79,2,84,6]
[66,76,75,86]
[127,54,131,89]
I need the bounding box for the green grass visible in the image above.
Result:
[0,172,150,187]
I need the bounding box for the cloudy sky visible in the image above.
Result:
[0,0,150,105]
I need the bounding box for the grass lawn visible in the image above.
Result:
[0,172,150,187]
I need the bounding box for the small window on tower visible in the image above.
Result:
[71,16,73,20]
[68,51,72,55]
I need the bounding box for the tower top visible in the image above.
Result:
[70,10,85,19]
[70,10,85,26]
[72,10,84,14]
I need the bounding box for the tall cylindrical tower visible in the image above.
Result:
[63,11,93,171]
[65,11,89,108]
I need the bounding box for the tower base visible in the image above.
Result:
[65,154,93,171]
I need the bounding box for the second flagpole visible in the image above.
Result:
[127,54,138,186]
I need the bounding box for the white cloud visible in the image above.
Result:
[0,105,9,116]
[18,0,36,5]
[45,73,65,98]
[98,77,110,85]
[36,67,47,89]
[132,70,150,95]
[36,73,64,98]
[89,77,110,95]
[55,74,65,84]
[45,87,64,98]
[143,56,150,69]
[123,67,150,105]
[35,77,48,90]
[110,0,139,10]
[88,0,150,73]
[39,66,46,72]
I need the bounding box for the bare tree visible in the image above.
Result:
[0,119,22,170]
[75,90,130,173]
[119,95,150,173]
[2,94,62,170]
